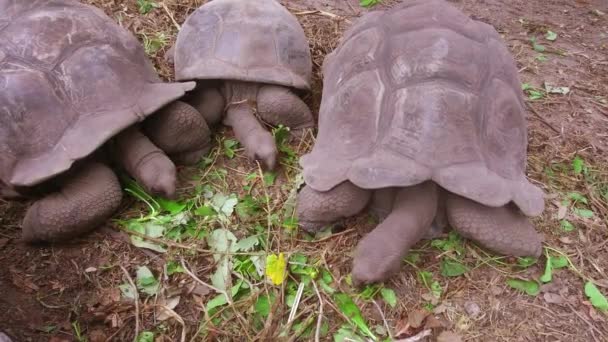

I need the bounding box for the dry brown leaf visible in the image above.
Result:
[424,315,445,329]
[543,292,565,304]
[437,331,463,342]
[408,309,429,328]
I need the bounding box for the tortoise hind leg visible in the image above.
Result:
[256,85,315,138]
[296,181,371,233]
[445,194,543,257]
[352,182,438,286]
[22,162,122,243]
[144,101,213,165]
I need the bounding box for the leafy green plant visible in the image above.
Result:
[521,83,545,100]
[585,282,608,311]
[334,293,376,340]
[506,278,540,296]
[360,0,381,7]
[142,33,167,55]
[223,139,239,158]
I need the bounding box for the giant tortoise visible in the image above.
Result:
[0,0,212,242]
[170,0,315,170]
[296,0,546,285]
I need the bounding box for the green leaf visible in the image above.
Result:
[136,331,155,342]
[319,269,336,294]
[137,0,158,14]
[551,255,569,269]
[236,195,260,220]
[572,156,585,174]
[119,283,137,300]
[560,219,575,232]
[517,256,538,268]
[431,231,464,254]
[333,325,367,342]
[359,284,380,300]
[440,259,468,277]
[584,282,608,311]
[535,54,548,61]
[380,288,397,308]
[206,280,243,311]
[506,278,540,296]
[166,261,185,276]
[273,125,290,146]
[404,252,421,265]
[194,205,215,217]
[530,37,546,52]
[573,208,594,219]
[223,139,239,158]
[156,198,187,215]
[545,30,558,41]
[567,192,588,204]
[136,266,160,296]
[540,256,554,283]
[208,229,239,291]
[235,235,260,252]
[359,0,381,8]
[265,253,288,285]
[334,293,376,340]
[127,221,167,253]
[254,293,276,317]
[263,172,276,186]
[282,217,299,230]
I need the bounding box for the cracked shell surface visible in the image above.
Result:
[0,0,195,190]
[174,0,312,90]
[300,0,545,216]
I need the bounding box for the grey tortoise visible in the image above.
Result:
[296,0,546,286]
[0,0,212,242]
[170,0,315,170]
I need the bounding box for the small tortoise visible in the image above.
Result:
[171,0,315,170]
[296,0,546,285]
[0,0,212,242]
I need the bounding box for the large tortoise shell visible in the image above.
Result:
[174,0,312,90]
[300,0,544,216]
[0,0,194,190]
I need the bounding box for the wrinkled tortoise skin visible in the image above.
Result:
[0,0,194,192]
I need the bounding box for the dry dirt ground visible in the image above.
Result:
[1,0,608,341]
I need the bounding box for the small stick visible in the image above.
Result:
[162,2,181,31]
[119,265,140,341]
[372,299,393,340]
[526,103,560,134]
[312,281,324,342]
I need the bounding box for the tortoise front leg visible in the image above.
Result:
[352,182,438,286]
[296,181,371,233]
[224,101,278,170]
[256,85,315,138]
[143,101,213,165]
[22,162,122,243]
[445,194,543,257]
[112,126,177,198]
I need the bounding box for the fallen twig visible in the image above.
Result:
[119,265,140,342]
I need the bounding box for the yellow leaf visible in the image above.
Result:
[265,253,287,285]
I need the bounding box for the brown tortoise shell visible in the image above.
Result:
[0,0,194,191]
[173,0,312,91]
[300,0,545,216]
